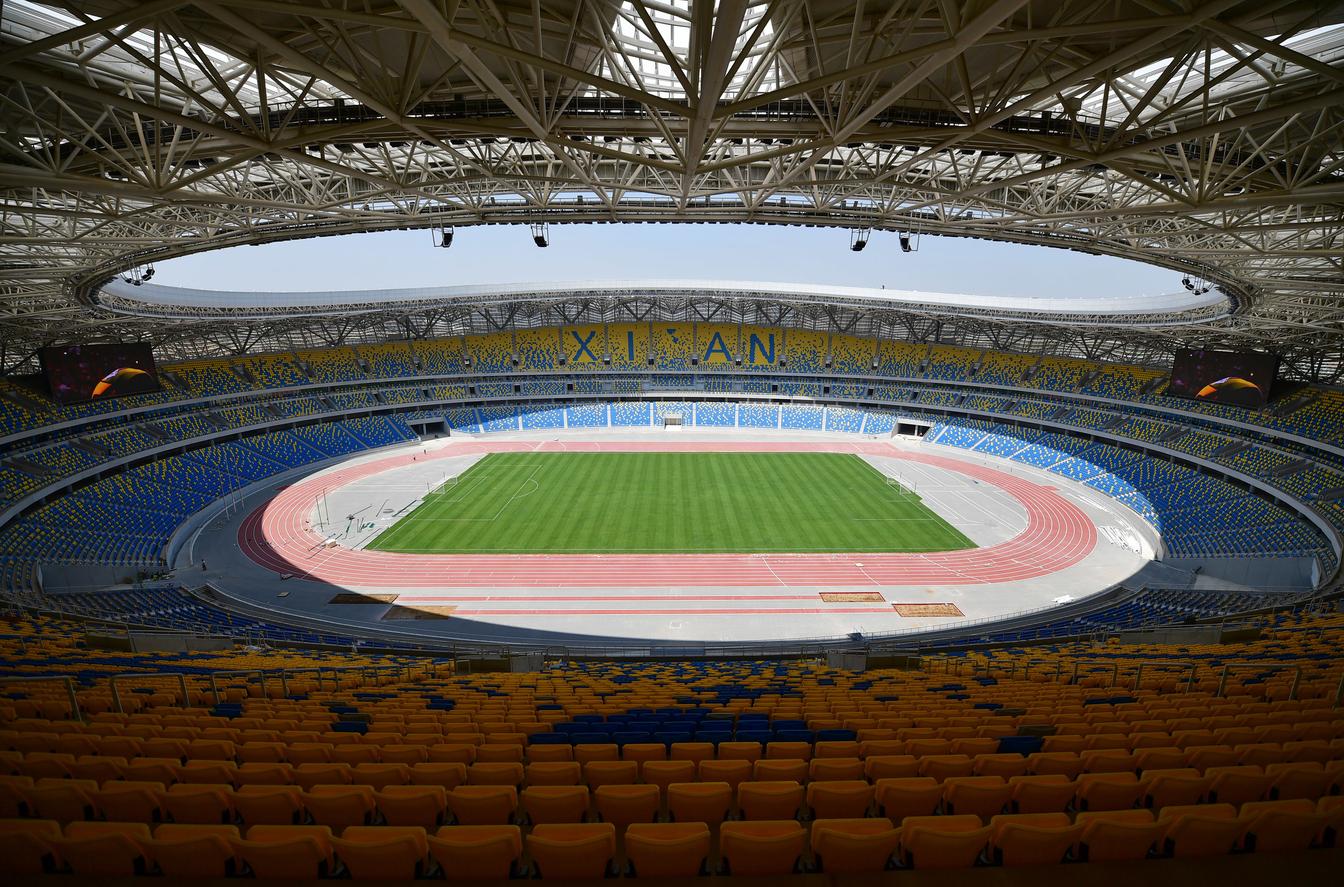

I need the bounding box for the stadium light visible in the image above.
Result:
[1181,273,1211,295]
[899,231,920,253]
[430,223,453,248]
[531,222,549,248]
[849,228,870,251]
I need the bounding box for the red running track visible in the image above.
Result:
[237,439,1096,588]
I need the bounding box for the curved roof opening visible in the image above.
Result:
[141,223,1188,303]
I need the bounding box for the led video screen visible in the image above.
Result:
[1167,347,1277,409]
[39,343,161,405]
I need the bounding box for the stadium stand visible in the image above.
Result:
[876,341,923,377]
[413,340,464,375]
[645,325,686,371]
[975,352,1037,387]
[697,323,739,369]
[784,329,828,374]
[828,335,875,375]
[520,406,566,430]
[515,329,562,371]
[824,407,865,434]
[356,343,417,379]
[6,24,1342,886]
[235,354,308,390]
[780,405,823,431]
[926,346,979,381]
[608,324,651,370]
[476,406,519,434]
[925,417,1331,563]
[1,327,1341,670]
[0,339,1340,884]
[693,403,735,427]
[467,333,514,373]
[0,604,1340,878]
[295,348,365,384]
[1082,366,1165,402]
[738,403,779,429]
[610,402,651,427]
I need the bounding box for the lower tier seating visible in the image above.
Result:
[0,610,1340,877]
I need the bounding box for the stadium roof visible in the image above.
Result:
[100,278,1228,323]
[1,1,1342,378]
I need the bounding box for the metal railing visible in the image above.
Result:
[1131,660,1199,693]
[109,672,191,714]
[206,669,268,706]
[1214,663,1302,701]
[0,675,81,721]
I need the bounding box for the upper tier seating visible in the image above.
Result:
[2,328,1339,452]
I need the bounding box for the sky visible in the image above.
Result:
[151,224,1179,299]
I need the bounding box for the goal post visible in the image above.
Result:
[427,474,458,496]
[886,476,917,496]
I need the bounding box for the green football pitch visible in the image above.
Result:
[366,451,975,555]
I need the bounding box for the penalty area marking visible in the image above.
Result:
[379,463,546,535]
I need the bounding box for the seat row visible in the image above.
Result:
[7,718,1341,755]
[5,798,1343,880]
[6,740,1341,788]
[6,762,1341,830]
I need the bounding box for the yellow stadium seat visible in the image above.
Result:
[943,775,1013,820]
[1075,809,1164,861]
[754,758,808,782]
[811,818,900,873]
[522,785,590,825]
[720,820,806,876]
[0,818,62,874]
[1239,799,1327,852]
[164,783,234,824]
[698,758,751,789]
[641,760,695,795]
[232,825,334,879]
[375,785,448,828]
[147,823,241,877]
[331,825,428,879]
[447,785,518,825]
[410,762,468,789]
[898,814,991,869]
[467,762,524,787]
[301,785,375,830]
[593,783,659,828]
[737,780,804,820]
[426,825,522,881]
[667,781,732,825]
[1159,803,1243,857]
[876,777,943,823]
[582,760,637,789]
[527,823,616,879]
[233,784,303,825]
[58,821,152,875]
[1075,772,1143,811]
[989,813,1080,866]
[806,779,875,819]
[524,761,581,786]
[625,822,711,877]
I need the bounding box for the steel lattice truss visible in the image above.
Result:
[1,1,1342,379]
